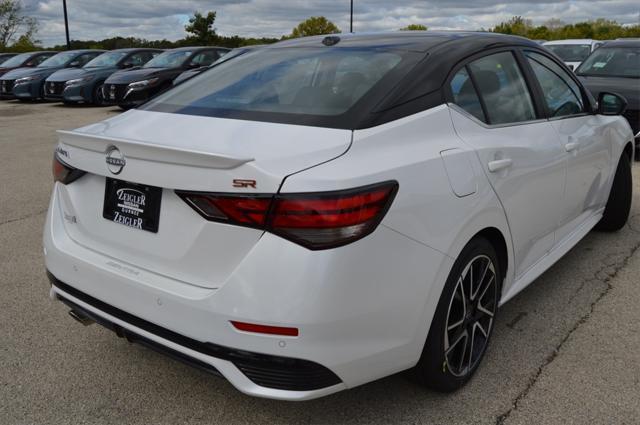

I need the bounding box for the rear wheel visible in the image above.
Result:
[411,237,501,392]
[595,152,632,231]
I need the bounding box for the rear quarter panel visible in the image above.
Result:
[280,105,514,371]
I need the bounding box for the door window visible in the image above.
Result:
[125,53,148,66]
[467,52,537,125]
[74,53,100,67]
[526,52,585,118]
[190,51,220,67]
[32,54,51,66]
[449,67,486,122]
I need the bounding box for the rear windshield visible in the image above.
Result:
[143,47,419,126]
[576,46,640,78]
[545,44,592,62]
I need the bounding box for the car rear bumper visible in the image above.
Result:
[44,182,450,399]
[48,273,344,399]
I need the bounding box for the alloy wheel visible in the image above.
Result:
[444,254,498,377]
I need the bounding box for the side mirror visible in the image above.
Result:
[25,61,34,67]
[597,92,627,116]
[187,62,201,69]
[68,61,81,68]
[121,62,134,69]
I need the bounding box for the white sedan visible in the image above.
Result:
[45,32,634,400]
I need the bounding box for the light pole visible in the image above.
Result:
[63,0,70,50]
[350,0,353,33]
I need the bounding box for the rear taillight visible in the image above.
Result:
[176,181,398,250]
[52,154,85,184]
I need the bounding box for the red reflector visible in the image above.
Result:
[231,321,299,337]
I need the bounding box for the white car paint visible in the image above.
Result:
[43,34,635,401]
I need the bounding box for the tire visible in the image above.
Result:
[38,82,45,101]
[595,153,632,231]
[92,83,105,106]
[411,237,502,392]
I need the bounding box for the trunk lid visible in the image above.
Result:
[56,110,352,288]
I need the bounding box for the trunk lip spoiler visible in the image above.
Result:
[56,129,255,170]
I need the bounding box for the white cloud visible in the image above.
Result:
[20,0,640,46]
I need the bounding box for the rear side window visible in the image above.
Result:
[450,67,486,122]
[143,47,414,120]
[526,52,585,118]
[467,52,536,125]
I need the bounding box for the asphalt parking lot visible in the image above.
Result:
[1,100,639,425]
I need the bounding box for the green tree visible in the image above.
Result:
[491,15,640,41]
[0,0,38,49]
[184,11,217,44]
[400,24,427,31]
[491,16,532,36]
[290,16,340,38]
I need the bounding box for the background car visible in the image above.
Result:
[0,51,57,81]
[0,53,17,65]
[0,50,104,101]
[543,39,603,70]
[46,32,633,401]
[44,48,162,105]
[577,39,640,158]
[102,46,229,109]
[172,47,237,85]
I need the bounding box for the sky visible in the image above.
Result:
[22,0,640,47]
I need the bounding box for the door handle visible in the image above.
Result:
[565,142,579,152]
[488,158,512,173]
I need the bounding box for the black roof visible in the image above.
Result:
[601,39,640,48]
[109,47,164,53]
[22,50,58,55]
[145,31,555,129]
[273,31,539,52]
[61,49,106,54]
[166,46,229,52]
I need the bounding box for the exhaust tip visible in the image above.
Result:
[68,309,94,326]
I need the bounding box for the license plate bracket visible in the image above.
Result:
[103,178,162,233]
